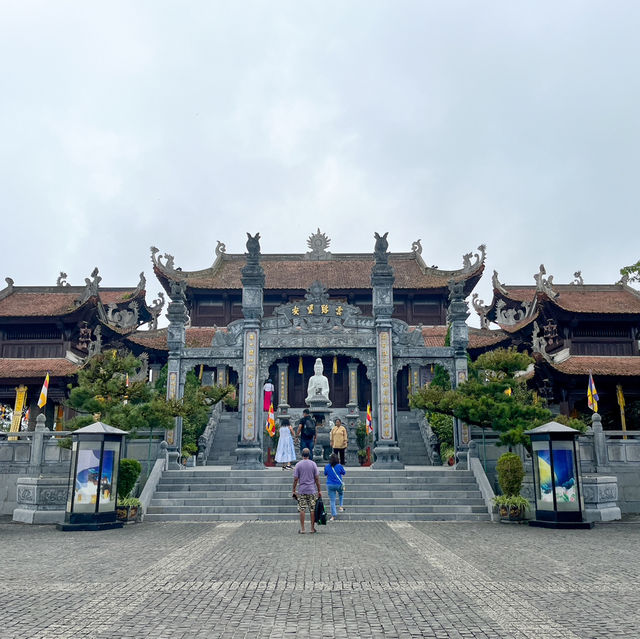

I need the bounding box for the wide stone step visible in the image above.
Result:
[153,486,480,503]
[150,497,486,507]
[147,503,489,514]
[144,512,492,522]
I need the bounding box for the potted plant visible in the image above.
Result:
[116,458,142,523]
[181,442,198,466]
[493,452,529,522]
[355,421,372,466]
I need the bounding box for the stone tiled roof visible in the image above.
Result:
[126,327,219,351]
[0,358,80,379]
[494,284,640,315]
[0,286,150,319]
[154,252,485,294]
[0,290,83,317]
[416,326,510,349]
[551,356,640,377]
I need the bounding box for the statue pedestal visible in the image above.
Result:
[233,444,264,470]
[372,444,403,469]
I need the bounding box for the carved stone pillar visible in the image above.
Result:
[216,365,228,387]
[408,363,420,397]
[234,232,265,469]
[448,279,470,468]
[371,232,402,469]
[346,362,359,415]
[276,361,290,416]
[166,280,188,469]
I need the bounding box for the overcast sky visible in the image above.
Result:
[1,2,639,327]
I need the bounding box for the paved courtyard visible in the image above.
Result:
[1,517,639,639]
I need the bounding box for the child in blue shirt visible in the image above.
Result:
[324,453,346,521]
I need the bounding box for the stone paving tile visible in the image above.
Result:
[0,519,639,638]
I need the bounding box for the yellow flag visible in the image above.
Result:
[617,384,625,409]
[37,373,49,409]
[298,357,304,374]
[333,356,338,374]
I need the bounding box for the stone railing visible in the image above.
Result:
[197,402,223,465]
[418,415,440,465]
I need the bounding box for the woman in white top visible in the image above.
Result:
[274,418,296,470]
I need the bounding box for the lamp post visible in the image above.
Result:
[57,422,127,531]
[525,421,593,529]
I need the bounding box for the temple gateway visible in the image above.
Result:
[151,230,486,469]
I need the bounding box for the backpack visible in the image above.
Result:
[314,497,327,525]
[301,416,316,439]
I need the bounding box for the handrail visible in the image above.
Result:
[139,457,166,518]
[197,402,223,464]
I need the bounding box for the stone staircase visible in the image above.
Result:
[206,413,240,465]
[145,467,491,522]
[396,412,430,466]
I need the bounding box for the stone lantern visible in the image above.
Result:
[525,421,593,529]
[57,422,127,531]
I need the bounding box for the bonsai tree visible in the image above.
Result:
[493,452,529,517]
[410,347,586,451]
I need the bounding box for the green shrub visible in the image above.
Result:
[182,443,198,457]
[429,413,454,448]
[118,458,142,499]
[496,452,524,497]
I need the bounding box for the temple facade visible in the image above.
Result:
[2,232,639,465]
[151,231,485,468]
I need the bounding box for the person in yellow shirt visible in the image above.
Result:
[330,418,348,465]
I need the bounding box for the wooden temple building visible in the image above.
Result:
[1,232,639,443]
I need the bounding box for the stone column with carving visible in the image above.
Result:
[216,365,228,387]
[346,362,359,415]
[448,279,470,468]
[234,233,265,469]
[276,361,290,417]
[370,232,402,468]
[166,280,188,469]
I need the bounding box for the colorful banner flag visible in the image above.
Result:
[37,373,49,409]
[9,385,27,435]
[587,372,599,413]
[366,403,373,435]
[266,403,276,437]
[616,384,625,410]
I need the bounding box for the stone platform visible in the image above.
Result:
[2,518,640,638]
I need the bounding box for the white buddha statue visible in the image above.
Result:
[305,358,331,406]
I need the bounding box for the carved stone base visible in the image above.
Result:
[13,476,68,525]
[168,449,182,470]
[372,445,403,469]
[233,445,264,470]
[582,474,621,522]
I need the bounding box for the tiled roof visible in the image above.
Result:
[0,286,149,318]
[417,325,511,349]
[468,328,512,349]
[551,356,640,377]
[419,325,448,347]
[0,358,79,379]
[495,284,640,315]
[0,290,83,317]
[155,253,484,293]
[126,327,219,351]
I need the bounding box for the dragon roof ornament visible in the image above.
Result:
[492,270,508,295]
[150,246,178,272]
[534,264,558,299]
[57,272,70,287]
[462,244,486,272]
[471,293,491,329]
[570,271,584,286]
